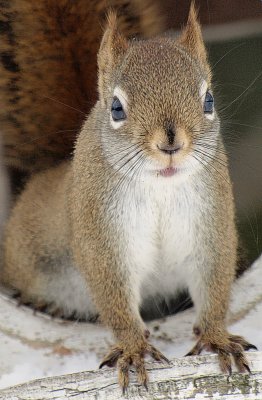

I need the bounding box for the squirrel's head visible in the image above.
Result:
[96,4,220,181]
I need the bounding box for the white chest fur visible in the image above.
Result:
[114,173,203,305]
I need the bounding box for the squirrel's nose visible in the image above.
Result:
[157,143,182,155]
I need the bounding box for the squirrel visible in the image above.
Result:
[1,4,256,391]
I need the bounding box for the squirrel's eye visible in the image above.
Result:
[204,91,214,114]
[111,97,126,121]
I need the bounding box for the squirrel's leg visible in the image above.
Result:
[73,249,168,391]
[187,254,256,373]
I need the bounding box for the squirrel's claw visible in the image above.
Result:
[99,346,123,369]
[149,344,170,364]
[228,334,258,351]
[185,340,204,356]
[245,344,258,351]
[118,355,130,393]
[100,342,168,390]
[186,332,254,374]
[217,350,232,375]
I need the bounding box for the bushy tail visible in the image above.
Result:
[0,0,164,173]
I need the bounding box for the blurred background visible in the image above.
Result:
[211,35,262,264]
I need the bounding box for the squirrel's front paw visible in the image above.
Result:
[100,341,169,392]
[186,332,257,374]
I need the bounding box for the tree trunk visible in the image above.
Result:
[1,352,262,399]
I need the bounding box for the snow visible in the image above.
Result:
[0,255,261,390]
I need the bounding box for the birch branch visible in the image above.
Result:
[1,352,262,400]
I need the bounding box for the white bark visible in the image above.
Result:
[1,352,262,400]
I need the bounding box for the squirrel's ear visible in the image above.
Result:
[98,12,128,103]
[177,2,208,69]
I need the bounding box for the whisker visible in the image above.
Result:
[194,140,227,151]
[195,140,261,174]
[192,152,230,186]
[107,142,142,166]
[41,95,86,115]
[13,129,79,148]
[225,121,262,131]
[123,154,147,206]
[211,42,245,70]
[191,156,226,194]
[106,149,145,206]
[193,148,228,169]
[194,141,230,155]
[196,146,229,159]
[111,153,145,206]
[216,82,249,90]
[219,70,262,113]
[112,147,144,176]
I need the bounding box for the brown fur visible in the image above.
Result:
[2,4,255,390]
[0,0,164,172]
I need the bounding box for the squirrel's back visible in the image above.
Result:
[0,0,164,173]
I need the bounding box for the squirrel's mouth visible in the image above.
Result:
[158,167,177,177]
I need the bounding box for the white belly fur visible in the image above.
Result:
[117,172,202,306]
